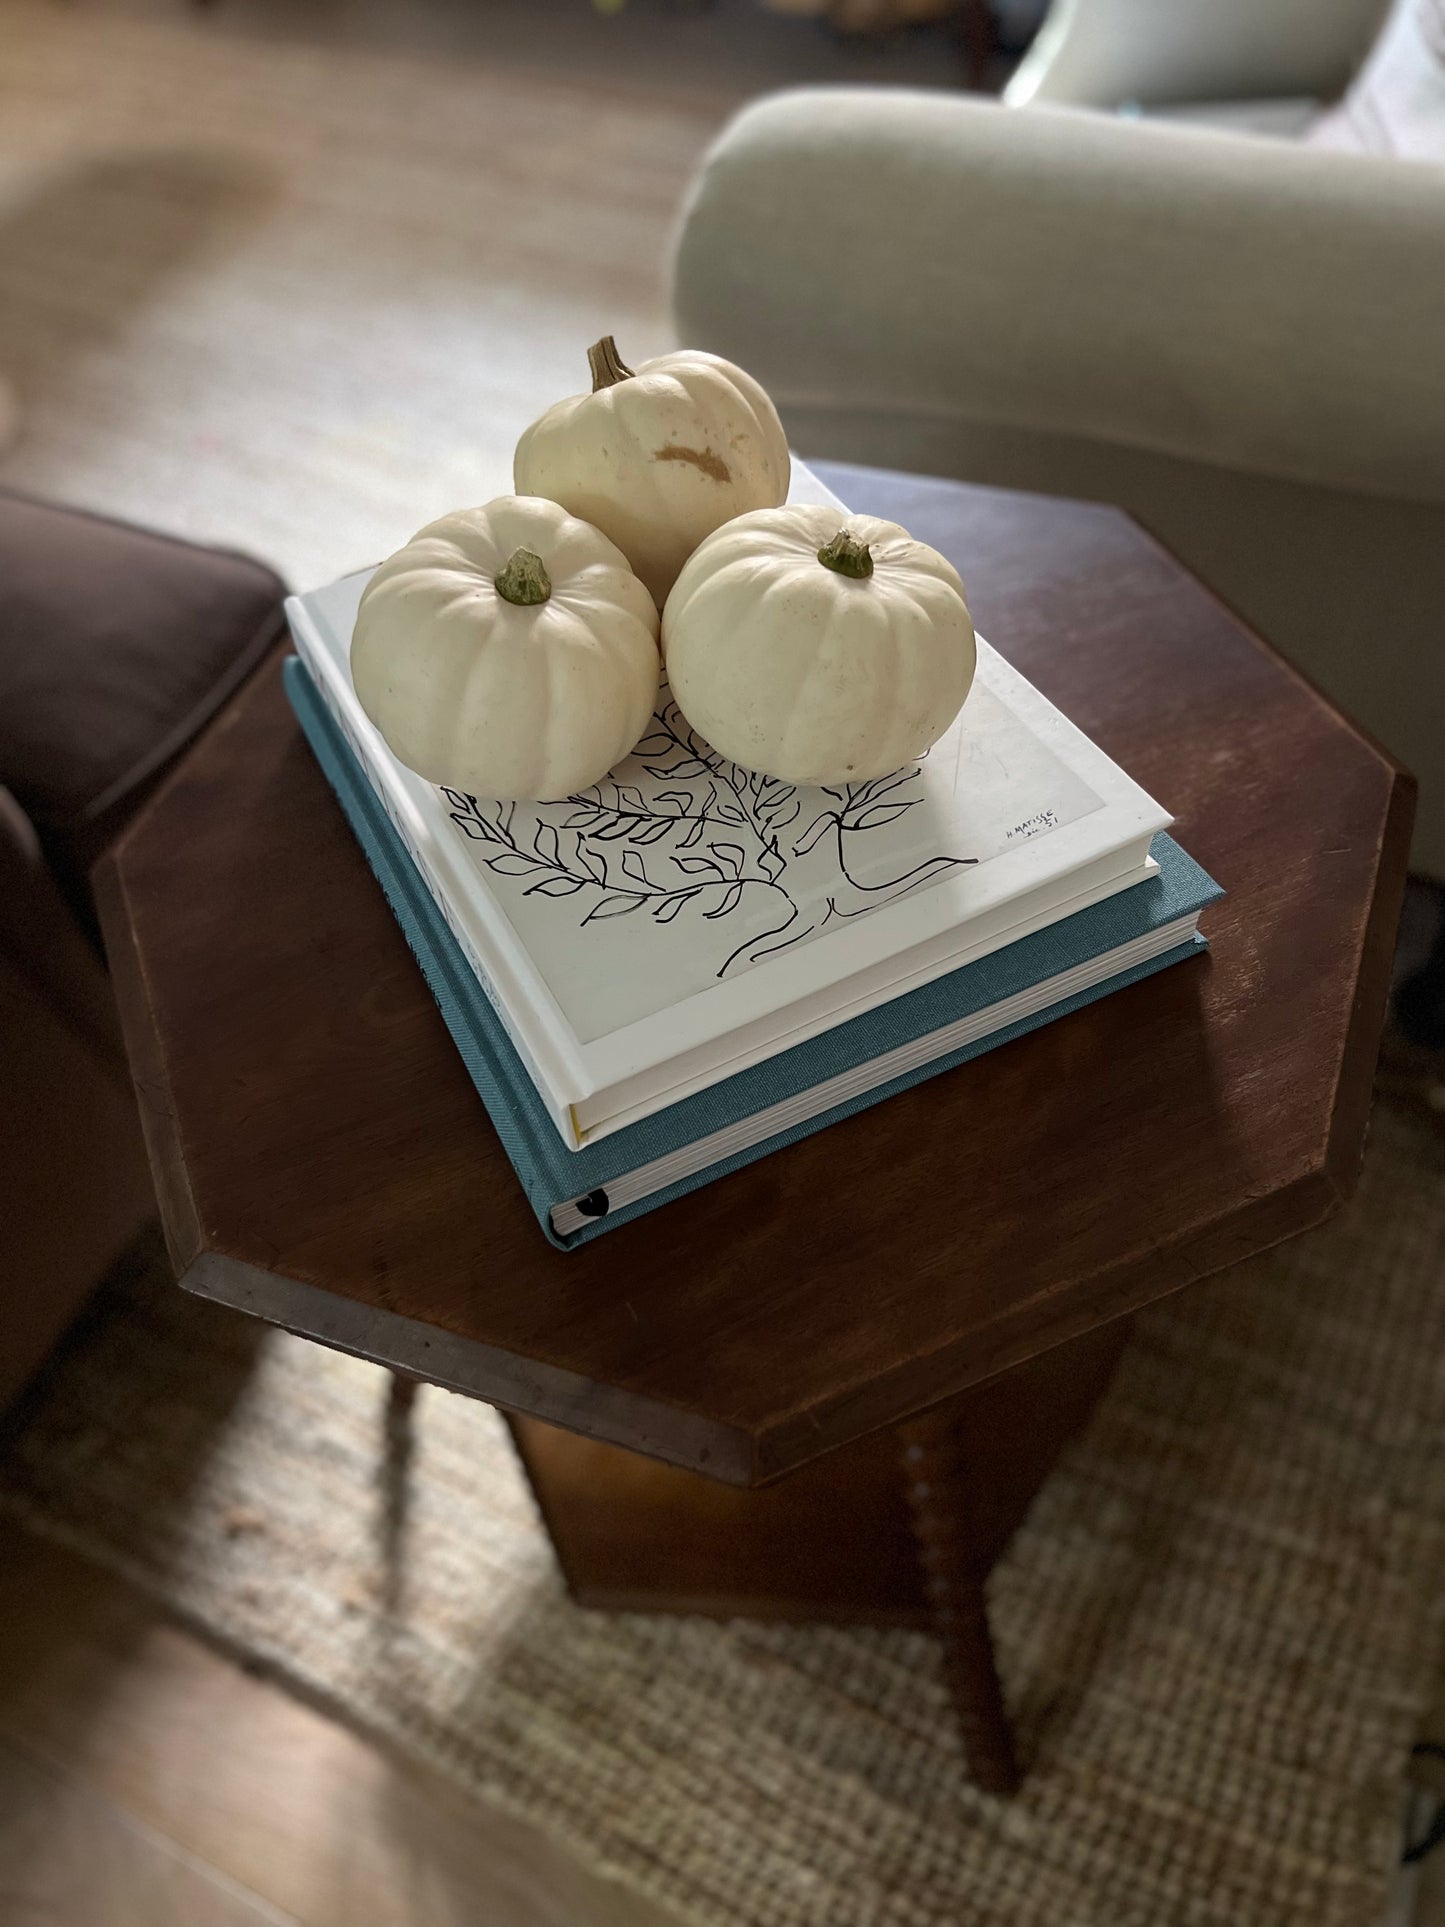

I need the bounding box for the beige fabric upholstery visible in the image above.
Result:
[1004,0,1391,107]
[674,93,1444,505]
[1142,99,1323,138]
[1311,0,1445,158]
[671,89,1445,870]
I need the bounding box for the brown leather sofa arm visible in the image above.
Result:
[0,491,287,1412]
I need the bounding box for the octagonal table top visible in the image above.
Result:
[97,462,1413,1488]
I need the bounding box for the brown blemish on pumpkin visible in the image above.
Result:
[653,443,731,484]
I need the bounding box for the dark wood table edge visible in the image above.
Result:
[1099,469,1421,1172]
[1323,766,1417,1187]
[753,1171,1346,1481]
[179,1247,757,1484]
[94,848,204,1275]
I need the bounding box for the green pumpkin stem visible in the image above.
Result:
[817,528,874,580]
[588,335,636,391]
[494,548,552,607]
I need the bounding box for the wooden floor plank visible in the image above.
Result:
[0,1735,301,1927]
[0,1523,683,1927]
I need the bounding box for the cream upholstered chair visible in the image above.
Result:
[1003,0,1390,131]
[671,0,1445,873]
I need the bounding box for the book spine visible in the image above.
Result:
[291,623,581,1150]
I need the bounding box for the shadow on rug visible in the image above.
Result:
[4,1101,1444,1927]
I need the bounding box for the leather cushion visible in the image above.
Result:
[0,488,285,881]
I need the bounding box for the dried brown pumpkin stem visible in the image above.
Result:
[588,335,636,391]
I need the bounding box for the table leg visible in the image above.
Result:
[508,1318,1131,1794]
[381,1371,419,1595]
[386,1369,419,1421]
[899,1403,1020,1796]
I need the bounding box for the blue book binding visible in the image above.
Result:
[285,656,1221,1248]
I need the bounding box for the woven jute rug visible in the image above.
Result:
[4,1101,1444,1927]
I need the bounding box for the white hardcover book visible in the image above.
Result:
[285,460,1172,1149]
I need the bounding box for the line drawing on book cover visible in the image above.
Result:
[442,699,977,979]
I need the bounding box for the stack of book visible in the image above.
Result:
[284,463,1221,1248]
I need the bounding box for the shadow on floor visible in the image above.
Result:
[0,147,278,432]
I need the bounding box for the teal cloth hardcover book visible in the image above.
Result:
[285,656,1221,1249]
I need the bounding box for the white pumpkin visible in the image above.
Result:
[662,506,976,786]
[351,496,660,802]
[513,336,790,608]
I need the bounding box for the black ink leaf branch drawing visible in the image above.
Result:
[441,696,974,979]
[795,768,978,899]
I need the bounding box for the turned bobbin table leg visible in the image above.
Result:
[386,1368,419,1422]
[898,1404,1021,1797]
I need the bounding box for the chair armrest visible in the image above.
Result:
[1004,0,1391,108]
[0,485,287,925]
[671,89,1445,508]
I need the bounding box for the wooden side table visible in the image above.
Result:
[97,464,1412,1796]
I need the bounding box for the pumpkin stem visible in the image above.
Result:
[588,335,636,391]
[494,548,552,607]
[817,528,874,580]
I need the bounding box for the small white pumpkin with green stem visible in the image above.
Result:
[662,506,977,786]
[513,336,790,608]
[351,496,660,802]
